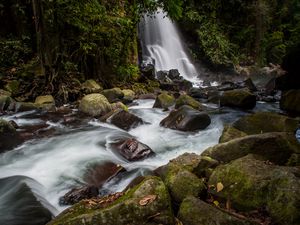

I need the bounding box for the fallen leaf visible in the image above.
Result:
[139,195,157,206]
[213,200,220,207]
[217,182,224,192]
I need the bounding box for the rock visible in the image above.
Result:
[47,177,175,225]
[189,87,207,98]
[79,94,112,116]
[0,176,54,225]
[169,153,202,172]
[202,132,300,165]
[101,88,124,103]
[153,92,175,109]
[160,105,211,132]
[175,94,205,110]
[220,90,256,109]
[208,154,300,225]
[4,80,20,96]
[178,196,258,225]
[81,79,102,93]
[0,89,11,96]
[232,111,299,135]
[140,63,155,80]
[122,89,135,103]
[219,125,247,143]
[0,95,15,111]
[35,95,55,105]
[280,89,300,114]
[217,81,236,91]
[110,138,155,161]
[108,109,144,131]
[157,70,169,81]
[59,185,99,205]
[193,156,219,178]
[110,102,128,111]
[168,69,181,80]
[138,93,156,99]
[242,78,257,92]
[0,119,22,152]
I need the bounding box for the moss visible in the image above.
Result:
[153,92,175,109]
[79,94,112,116]
[219,125,247,143]
[35,95,55,105]
[175,94,204,110]
[220,90,256,109]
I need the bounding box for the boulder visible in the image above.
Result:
[178,196,258,225]
[81,79,102,93]
[280,89,300,114]
[202,132,300,165]
[168,69,181,80]
[220,90,256,109]
[175,94,205,110]
[59,185,99,205]
[153,92,175,109]
[219,125,247,143]
[35,95,55,105]
[232,111,299,135]
[47,177,175,225]
[122,89,135,103]
[160,105,211,132]
[79,94,112,116]
[101,88,124,103]
[15,102,39,112]
[0,119,22,152]
[110,102,128,111]
[242,78,257,92]
[140,63,155,80]
[110,138,155,161]
[0,95,15,112]
[108,109,144,131]
[208,154,300,225]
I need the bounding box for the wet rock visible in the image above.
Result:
[0,119,22,152]
[168,69,181,80]
[220,90,256,109]
[79,93,112,116]
[140,63,155,80]
[101,88,124,103]
[169,153,203,172]
[157,70,169,81]
[110,101,128,111]
[219,125,248,143]
[110,138,155,161]
[280,89,300,114]
[160,105,211,132]
[48,177,175,225]
[175,94,205,110]
[81,79,102,93]
[122,89,135,103]
[153,92,175,109]
[217,81,236,91]
[208,154,300,225]
[108,109,144,131]
[178,196,258,225]
[202,132,300,165]
[59,185,99,205]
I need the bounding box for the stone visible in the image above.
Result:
[0,95,15,112]
[138,93,156,99]
[59,185,99,205]
[168,69,180,80]
[153,92,175,109]
[242,78,257,92]
[35,95,55,105]
[175,94,205,110]
[15,102,39,112]
[0,119,22,152]
[101,88,124,103]
[160,105,211,132]
[208,154,300,225]
[47,177,175,225]
[140,63,156,80]
[0,89,11,97]
[178,196,258,225]
[108,109,144,131]
[219,125,247,143]
[202,132,300,165]
[220,90,256,109]
[110,138,155,161]
[81,79,102,93]
[280,89,300,114]
[122,89,135,103]
[79,94,112,116]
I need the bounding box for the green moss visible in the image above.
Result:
[153,92,175,109]
[219,125,247,143]
[175,94,204,110]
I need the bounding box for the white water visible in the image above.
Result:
[0,100,223,215]
[140,10,200,83]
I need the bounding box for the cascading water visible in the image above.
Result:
[139,10,200,83]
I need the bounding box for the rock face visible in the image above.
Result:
[59,186,99,205]
[81,79,102,93]
[175,94,204,110]
[101,88,124,103]
[202,132,300,165]
[48,177,175,225]
[0,119,22,152]
[220,90,256,109]
[208,154,300,225]
[178,196,257,225]
[110,138,155,161]
[108,110,144,131]
[153,92,175,109]
[79,94,112,116]
[280,89,300,114]
[160,105,211,132]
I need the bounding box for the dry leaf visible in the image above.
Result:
[139,195,157,206]
[217,182,224,192]
[213,200,220,207]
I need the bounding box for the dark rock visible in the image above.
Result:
[220,90,256,109]
[59,185,99,205]
[217,81,236,91]
[159,82,179,91]
[243,78,257,92]
[156,70,169,81]
[0,119,22,152]
[153,92,175,109]
[101,88,124,103]
[160,105,211,132]
[110,138,155,161]
[168,69,181,80]
[189,87,208,98]
[280,89,300,114]
[178,196,258,225]
[174,79,193,92]
[140,63,155,80]
[108,109,144,131]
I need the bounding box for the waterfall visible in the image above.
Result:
[139,10,199,83]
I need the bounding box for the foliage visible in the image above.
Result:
[116,64,140,82]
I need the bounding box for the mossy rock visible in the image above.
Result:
[122,89,135,103]
[35,95,55,105]
[178,196,258,225]
[0,119,22,152]
[4,80,20,96]
[111,102,128,111]
[101,88,124,103]
[202,132,300,165]
[219,125,247,143]
[81,79,102,93]
[175,94,205,111]
[220,90,256,109]
[280,89,300,114]
[0,95,15,111]
[15,102,40,112]
[153,92,175,109]
[168,153,202,172]
[47,176,175,225]
[232,111,299,135]
[79,94,112,117]
[208,154,300,225]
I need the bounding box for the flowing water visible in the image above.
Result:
[139,10,200,83]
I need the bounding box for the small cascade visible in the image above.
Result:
[139,10,199,83]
